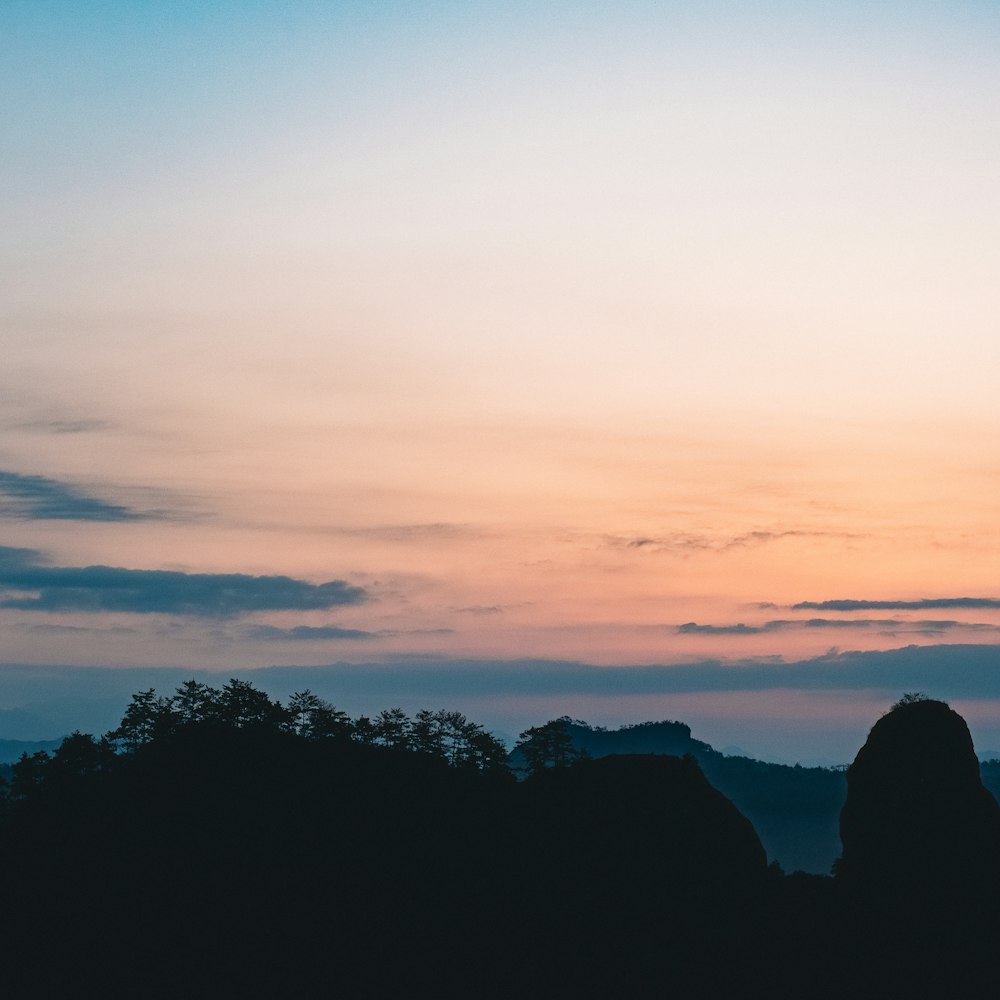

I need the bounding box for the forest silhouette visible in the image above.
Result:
[1,684,998,998]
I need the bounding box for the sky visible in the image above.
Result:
[2,1,999,761]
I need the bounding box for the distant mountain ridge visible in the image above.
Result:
[8,718,1000,875]
[0,738,64,765]
[509,717,1000,874]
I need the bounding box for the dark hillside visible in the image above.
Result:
[512,718,847,873]
[4,684,1000,996]
[0,687,770,996]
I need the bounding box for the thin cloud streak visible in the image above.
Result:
[0,470,149,522]
[11,418,113,435]
[678,618,1000,636]
[327,523,485,542]
[607,529,863,555]
[246,624,377,641]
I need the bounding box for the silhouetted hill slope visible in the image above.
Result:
[519,752,767,902]
[512,718,847,873]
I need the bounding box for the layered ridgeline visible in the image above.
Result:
[511,716,1000,875]
[511,719,849,874]
[2,685,1000,995]
[0,738,62,765]
[6,695,1000,875]
[1,710,843,872]
[0,680,768,996]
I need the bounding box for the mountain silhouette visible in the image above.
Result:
[5,684,1000,996]
[831,696,1000,998]
[838,696,1000,893]
[512,718,847,873]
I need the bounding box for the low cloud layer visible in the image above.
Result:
[3,645,1000,759]
[0,470,148,522]
[0,546,366,617]
[4,641,1000,712]
[268,644,1000,699]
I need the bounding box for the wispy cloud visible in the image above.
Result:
[721,530,861,550]
[13,418,113,435]
[329,523,483,542]
[0,546,367,617]
[0,470,148,522]
[679,618,1000,636]
[15,623,140,636]
[607,529,861,555]
[246,624,376,641]
[793,598,1000,611]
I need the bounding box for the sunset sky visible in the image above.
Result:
[2,1,999,760]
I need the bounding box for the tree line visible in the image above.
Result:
[0,678,523,803]
[1,681,611,804]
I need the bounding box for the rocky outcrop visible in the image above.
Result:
[838,697,1000,894]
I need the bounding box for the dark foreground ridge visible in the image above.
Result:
[511,717,850,872]
[1,685,998,997]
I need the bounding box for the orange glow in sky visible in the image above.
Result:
[1,4,999,758]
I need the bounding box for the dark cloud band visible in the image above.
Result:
[792,598,1000,611]
[0,546,366,617]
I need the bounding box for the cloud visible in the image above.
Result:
[454,605,504,615]
[0,470,149,522]
[610,533,714,554]
[608,529,861,556]
[15,418,113,435]
[240,644,1000,700]
[246,625,376,641]
[330,523,483,542]
[793,598,1000,611]
[678,618,1000,636]
[678,622,764,635]
[14,623,139,636]
[0,546,367,617]
[721,530,863,550]
[4,646,1000,751]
